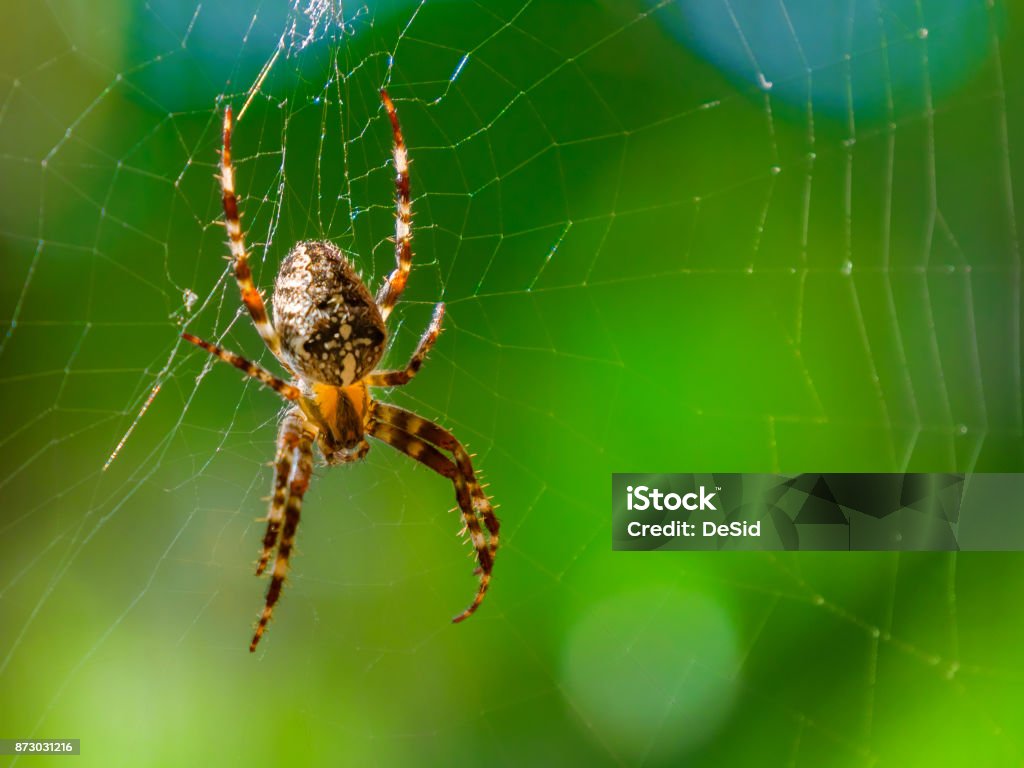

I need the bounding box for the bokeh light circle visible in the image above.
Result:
[561,587,739,762]
[655,0,1000,122]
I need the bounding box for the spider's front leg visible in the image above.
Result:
[251,410,315,652]
[369,403,499,622]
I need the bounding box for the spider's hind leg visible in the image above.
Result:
[219,106,290,370]
[375,90,413,322]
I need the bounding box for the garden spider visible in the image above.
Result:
[183,90,500,652]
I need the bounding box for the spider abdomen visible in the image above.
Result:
[273,240,386,386]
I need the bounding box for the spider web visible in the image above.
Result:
[1,0,1022,765]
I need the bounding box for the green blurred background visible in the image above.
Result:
[1,1,1022,765]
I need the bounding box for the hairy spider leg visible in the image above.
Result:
[370,403,499,623]
[181,333,301,401]
[375,90,413,322]
[257,407,304,576]
[220,106,290,369]
[251,418,315,652]
[366,302,445,387]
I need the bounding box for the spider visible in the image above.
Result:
[182,90,500,652]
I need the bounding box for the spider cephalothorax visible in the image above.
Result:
[182,91,499,651]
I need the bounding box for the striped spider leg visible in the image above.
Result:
[375,88,412,323]
[368,403,500,621]
[251,407,315,651]
[219,105,292,372]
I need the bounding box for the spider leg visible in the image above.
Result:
[369,402,499,623]
[366,303,444,387]
[251,422,315,652]
[375,89,413,323]
[182,333,301,401]
[220,106,291,370]
[257,407,304,576]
